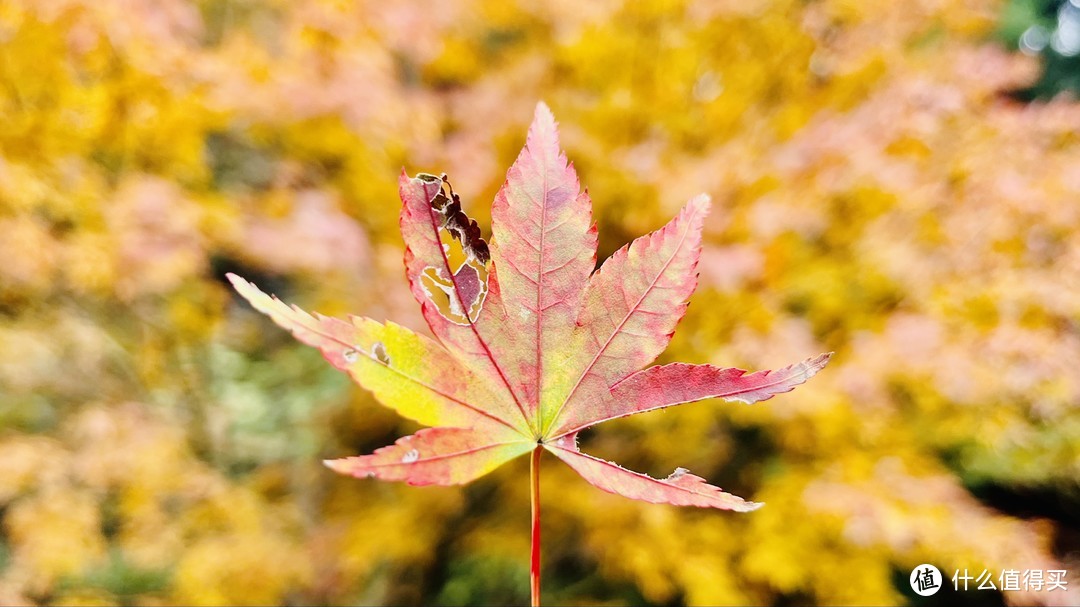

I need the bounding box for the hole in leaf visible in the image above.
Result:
[421,264,488,325]
[428,174,490,265]
[415,174,492,325]
[372,342,390,365]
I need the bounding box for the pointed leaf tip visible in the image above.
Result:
[688,193,711,214]
[534,101,554,123]
[225,272,247,289]
[527,101,561,151]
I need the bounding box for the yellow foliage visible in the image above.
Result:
[173,534,311,606]
[1,0,1077,604]
[5,488,108,592]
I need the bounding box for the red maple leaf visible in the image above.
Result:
[229,102,830,604]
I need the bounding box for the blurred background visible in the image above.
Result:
[1,0,1078,605]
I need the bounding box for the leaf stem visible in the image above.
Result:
[530,445,542,607]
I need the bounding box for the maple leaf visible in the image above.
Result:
[227,102,830,601]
